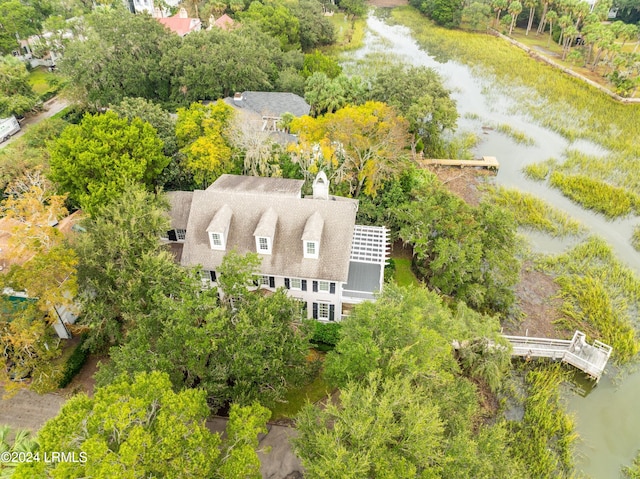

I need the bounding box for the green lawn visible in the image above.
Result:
[28,67,62,98]
[269,372,333,421]
[393,258,420,287]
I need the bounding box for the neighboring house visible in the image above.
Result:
[208,14,236,31]
[0,212,81,339]
[224,91,311,137]
[165,173,388,321]
[156,8,202,36]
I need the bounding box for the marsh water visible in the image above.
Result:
[347,12,640,478]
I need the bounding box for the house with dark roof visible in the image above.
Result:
[224,91,311,136]
[165,173,388,321]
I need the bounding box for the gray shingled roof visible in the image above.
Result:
[180,178,358,282]
[208,174,304,197]
[166,191,193,230]
[224,92,311,118]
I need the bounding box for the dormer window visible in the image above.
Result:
[206,204,232,251]
[256,236,272,254]
[304,240,319,259]
[302,211,323,260]
[254,207,277,256]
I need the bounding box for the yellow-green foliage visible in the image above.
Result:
[495,123,535,146]
[486,186,582,236]
[537,237,640,363]
[632,226,640,252]
[549,171,638,218]
[523,162,552,181]
[511,364,577,479]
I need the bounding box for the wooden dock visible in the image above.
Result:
[503,330,612,382]
[419,156,499,170]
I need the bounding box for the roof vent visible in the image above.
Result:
[233,92,243,104]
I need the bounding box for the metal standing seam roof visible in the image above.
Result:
[180,182,359,282]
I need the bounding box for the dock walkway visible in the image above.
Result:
[503,330,612,382]
[418,156,499,170]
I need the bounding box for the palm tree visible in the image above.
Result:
[0,426,39,478]
[537,0,552,35]
[545,10,558,46]
[492,0,508,26]
[508,0,523,35]
[525,0,536,35]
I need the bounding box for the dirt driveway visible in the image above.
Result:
[0,385,66,433]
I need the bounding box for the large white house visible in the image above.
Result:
[165,173,388,321]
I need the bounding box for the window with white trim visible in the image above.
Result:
[260,275,270,286]
[211,233,222,246]
[318,281,330,292]
[176,229,186,241]
[304,241,319,259]
[290,278,302,290]
[256,236,272,254]
[318,302,330,320]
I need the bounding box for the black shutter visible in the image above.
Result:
[313,281,318,292]
[329,304,335,321]
[301,280,307,291]
[269,276,275,288]
[167,230,177,241]
[252,277,259,286]
[210,271,217,282]
[312,302,318,319]
[330,282,336,294]
[284,278,290,289]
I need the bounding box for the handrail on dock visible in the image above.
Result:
[503,330,612,382]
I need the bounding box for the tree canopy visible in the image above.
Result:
[96,250,312,411]
[0,55,38,117]
[289,101,411,197]
[0,170,77,393]
[295,284,524,478]
[12,371,270,479]
[59,9,173,107]
[48,111,168,213]
[175,101,235,188]
[394,172,520,312]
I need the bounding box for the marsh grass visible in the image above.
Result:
[389,7,640,159]
[486,186,582,237]
[536,237,640,363]
[495,123,535,146]
[523,161,554,181]
[325,13,367,53]
[632,227,640,252]
[511,363,577,478]
[549,171,639,218]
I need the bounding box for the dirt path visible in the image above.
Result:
[0,386,66,433]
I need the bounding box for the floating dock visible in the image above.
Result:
[419,156,499,170]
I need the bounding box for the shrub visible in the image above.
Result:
[58,335,89,388]
[310,321,342,349]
